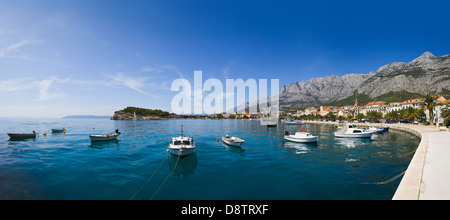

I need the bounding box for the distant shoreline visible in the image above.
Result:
[62,115,111,119]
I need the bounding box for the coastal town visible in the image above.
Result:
[213,94,450,127]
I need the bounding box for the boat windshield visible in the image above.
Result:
[173,140,191,145]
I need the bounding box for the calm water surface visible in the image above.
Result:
[0,118,419,200]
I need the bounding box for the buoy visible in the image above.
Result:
[217,139,219,142]
[273,136,276,139]
[43,133,47,136]
[63,130,66,134]
[166,148,169,152]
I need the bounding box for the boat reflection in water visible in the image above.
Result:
[335,137,373,149]
[89,139,120,150]
[168,153,197,178]
[222,143,245,154]
[283,141,316,155]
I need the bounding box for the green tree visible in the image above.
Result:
[347,114,354,121]
[356,113,365,122]
[385,111,399,122]
[366,111,383,122]
[442,108,450,127]
[405,107,421,124]
[325,112,336,121]
[420,93,441,126]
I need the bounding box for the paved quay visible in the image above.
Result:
[306,121,450,200]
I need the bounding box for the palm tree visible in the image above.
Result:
[346,114,354,121]
[421,93,441,126]
[405,107,421,124]
[385,111,399,123]
[356,113,365,122]
[325,112,336,121]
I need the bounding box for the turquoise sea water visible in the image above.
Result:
[0,118,419,200]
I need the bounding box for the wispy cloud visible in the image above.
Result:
[0,77,62,101]
[222,61,238,79]
[0,78,37,93]
[0,40,43,60]
[104,72,149,95]
[38,78,62,101]
[0,71,159,102]
[141,64,184,78]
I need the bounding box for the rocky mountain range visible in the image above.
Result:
[280,51,450,109]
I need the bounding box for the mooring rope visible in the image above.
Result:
[374,170,406,185]
[150,154,180,200]
[343,170,407,185]
[129,149,169,200]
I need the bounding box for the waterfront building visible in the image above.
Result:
[360,101,384,115]
[424,96,448,124]
[400,99,423,110]
[319,106,330,117]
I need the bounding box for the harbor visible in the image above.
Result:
[0,117,424,200]
[307,120,450,200]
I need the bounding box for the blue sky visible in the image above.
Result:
[1,0,449,117]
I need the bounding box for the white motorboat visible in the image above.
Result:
[168,125,196,157]
[334,124,374,138]
[366,125,385,133]
[284,132,318,143]
[222,135,245,147]
[284,124,318,143]
[89,129,121,142]
[7,131,37,139]
[283,120,306,125]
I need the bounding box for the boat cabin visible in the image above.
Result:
[171,137,194,146]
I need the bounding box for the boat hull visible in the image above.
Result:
[51,129,65,133]
[168,146,196,158]
[222,138,244,147]
[284,121,306,125]
[89,133,120,142]
[334,132,373,138]
[7,133,36,139]
[284,135,318,143]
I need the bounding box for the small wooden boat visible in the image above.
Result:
[7,131,37,139]
[168,125,196,158]
[222,135,245,147]
[89,133,120,142]
[89,129,121,142]
[51,128,66,133]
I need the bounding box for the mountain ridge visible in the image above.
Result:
[280,52,450,109]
